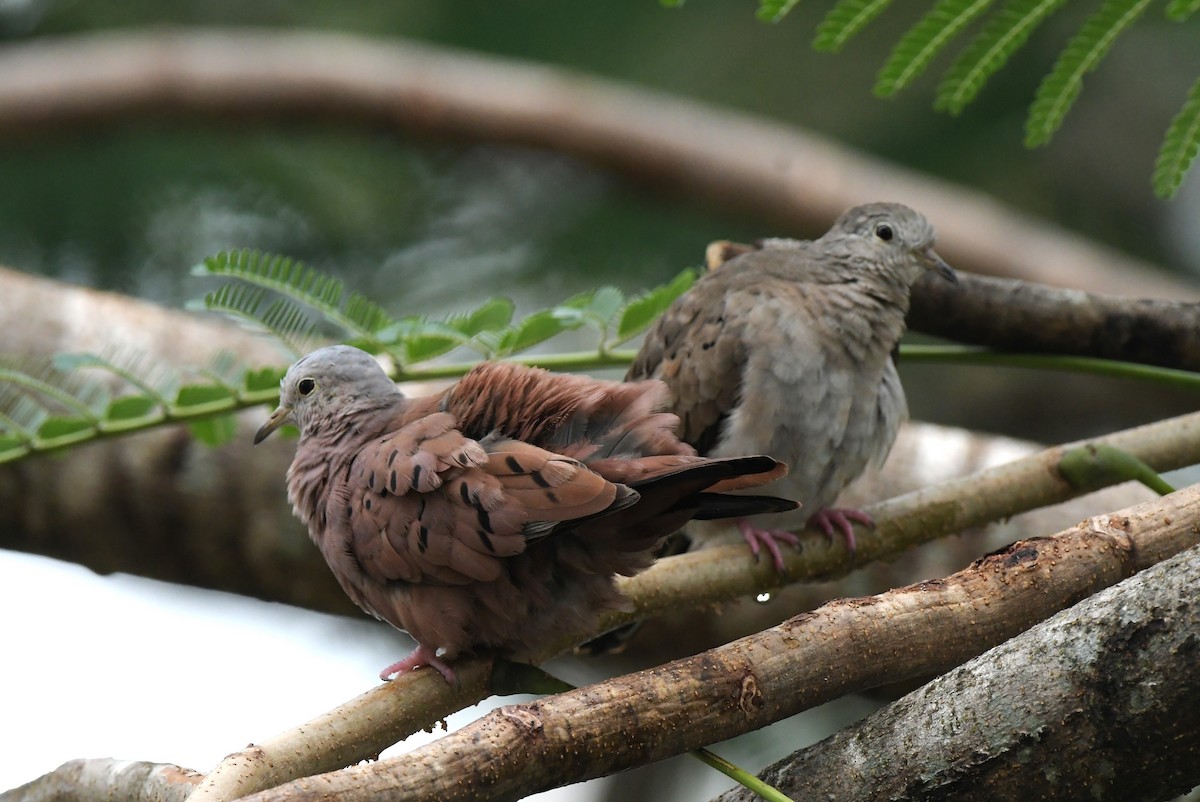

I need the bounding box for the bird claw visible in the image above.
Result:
[737,520,801,573]
[379,645,457,685]
[808,507,874,553]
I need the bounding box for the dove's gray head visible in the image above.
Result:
[820,202,956,285]
[254,345,400,444]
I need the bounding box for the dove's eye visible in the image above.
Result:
[297,378,317,396]
[874,224,894,241]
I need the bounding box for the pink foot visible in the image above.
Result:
[379,644,457,685]
[808,507,874,553]
[738,519,801,573]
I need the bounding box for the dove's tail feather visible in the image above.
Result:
[686,492,798,520]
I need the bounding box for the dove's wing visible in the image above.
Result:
[333,411,632,587]
[626,267,755,455]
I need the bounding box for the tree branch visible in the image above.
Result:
[178,409,1200,802]
[908,270,1200,371]
[0,29,1190,298]
[235,486,1200,801]
[0,759,200,802]
[714,544,1200,802]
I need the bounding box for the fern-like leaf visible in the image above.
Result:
[1165,0,1200,21]
[1153,75,1200,198]
[195,250,394,346]
[1025,0,1153,147]
[814,0,896,52]
[758,0,803,23]
[196,284,319,358]
[875,0,996,97]
[54,349,180,407]
[935,0,1068,114]
[612,268,697,347]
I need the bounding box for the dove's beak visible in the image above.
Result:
[254,405,292,445]
[920,248,957,283]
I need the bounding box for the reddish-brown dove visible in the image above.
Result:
[628,202,956,571]
[255,345,795,683]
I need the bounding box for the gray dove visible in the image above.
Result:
[255,345,796,683]
[628,202,956,571]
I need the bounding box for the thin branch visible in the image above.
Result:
[714,545,1200,802]
[182,409,1200,802]
[239,486,1200,802]
[0,29,1190,299]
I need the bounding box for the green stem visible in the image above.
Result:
[901,345,1200,390]
[692,747,797,802]
[392,349,638,381]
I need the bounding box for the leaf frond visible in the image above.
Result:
[196,250,394,345]
[875,0,997,97]
[757,0,803,23]
[611,268,698,347]
[1025,0,1153,147]
[814,0,896,52]
[935,0,1069,114]
[1153,75,1200,198]
[198,283,320,359]
[1165,0,1200,21]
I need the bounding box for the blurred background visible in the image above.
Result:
[1,2,1198,798]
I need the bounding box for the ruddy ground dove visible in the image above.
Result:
[628,202,957,571]
[256,345,795,683]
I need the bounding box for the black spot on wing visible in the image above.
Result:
[477,529,495,552]
[476,504,493,534]
[505,455,522,473]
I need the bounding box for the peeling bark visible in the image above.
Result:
[714,545,1200,802]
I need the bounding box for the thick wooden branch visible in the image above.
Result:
[0,29,1190,299]
[715,544,1200,802]
[0,759,200,802]
[238,486,1200,802]
[909,270,1200,371]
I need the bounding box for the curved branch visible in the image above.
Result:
[240,486,1200,802]
[714,545,1200,802]
[0,29,1190,298]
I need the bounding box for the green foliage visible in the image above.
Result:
[1025,0,1153,147]
[0,350,282,463]
[199,251,696,365]
[814,0,897,51]
[1153,75,1200,199]
[0,255,700,464]
[875,0,996,97]
[759,0,805,23]
[1165,0,1200,20]
[194,250,393,353]
[935,0,1069,114]
[738,0,1200,198]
